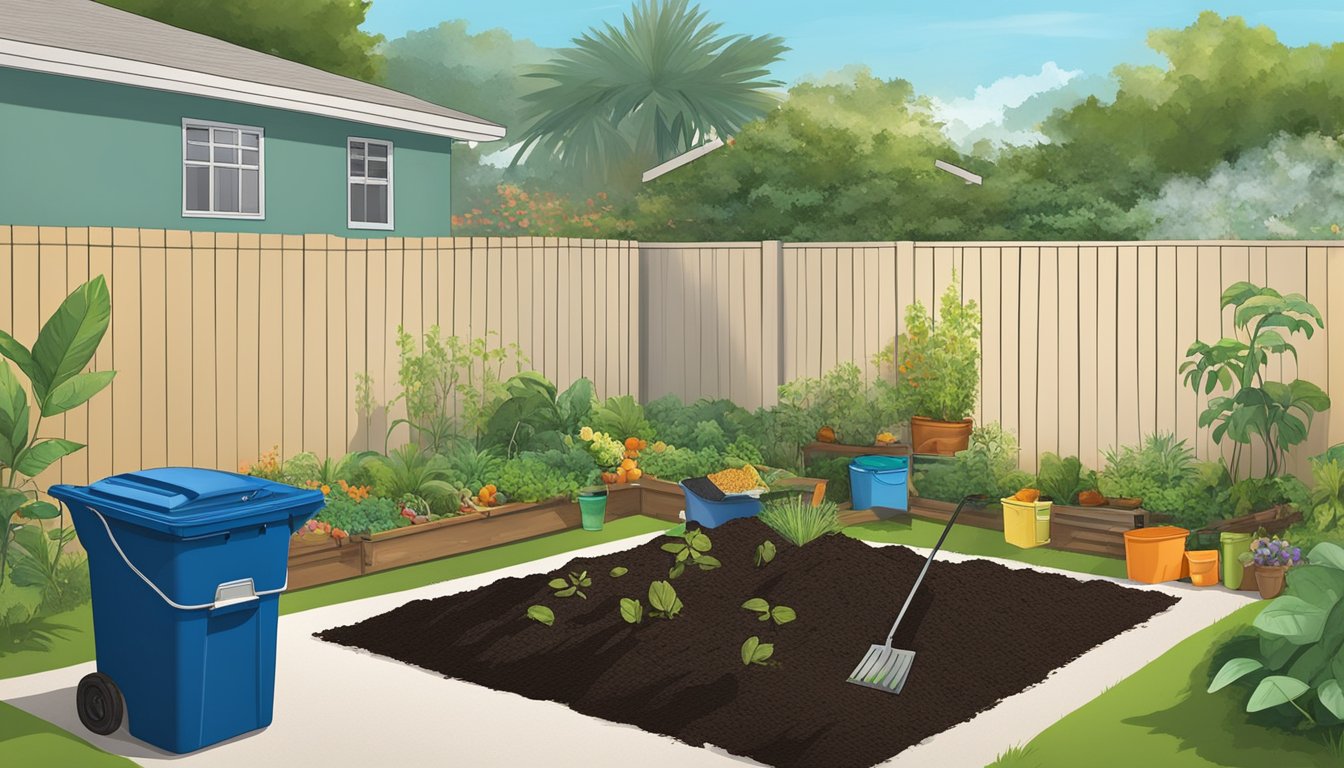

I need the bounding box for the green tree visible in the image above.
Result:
[512,0,787,188]
[96,0,385,81]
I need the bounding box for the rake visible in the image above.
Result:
[847,494,990,694]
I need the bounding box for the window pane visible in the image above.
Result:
[186,127,209,143]
[185,166,210,211]
[367,159,387,180]
[186,143,210,161]
[213,128,238,145]
[367,183,388,224]
[240,149,259,166]
[368,143,388,159]
[350,155,365,176]
[241,131,259,148]
[241,169,260,214]
[215,167,240,212]
[350,182,366,222]
[214,146,238,163]
[349,141,365,158]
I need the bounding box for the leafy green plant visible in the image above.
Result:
[807,455,853,503]
[619,597,643,624]
[362,327,527,451]
[775,361,896,446]
[637,444,721,482]
[362,444,462,515]
[754,540,776,567]
[591,395,654,441]
[1035,453,1098,505]
[661,528,721,578]
[1099,433,1196,515]
[495,454,581,502]
[281,450,378,488]
[1208,542,1344,728]
[741,598,796,625]
[0,277,115,588]
[1181,282,1330,478]
[912,423,1032,502]
[647,580,682,619]
[483,373,595,457]
[741,636,775,666]
[1310,449,1344,532]
[315,495,408,536]
[526,605,555,626]
[548,570,592,599]
[609,566,628,578]
[758,496,841,546]
[645,396,756,450]
[889,271,981,423]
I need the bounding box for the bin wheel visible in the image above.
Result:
[76,672,123,735]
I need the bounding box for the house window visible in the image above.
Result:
[182,119,263,218]
[348,138,393,229]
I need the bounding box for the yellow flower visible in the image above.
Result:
[320,484,330,495]
[579,426,594,441]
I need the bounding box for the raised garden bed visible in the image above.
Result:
[288,535,362,591]
[802,440,910,470]
[1047,505,1151,559]
[317,518,1177,768]
[908,494,1004,531]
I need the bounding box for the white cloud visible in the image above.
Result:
[930,61,1080,138]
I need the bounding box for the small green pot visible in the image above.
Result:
[578,490,608,531]
[1220,532,1253,589]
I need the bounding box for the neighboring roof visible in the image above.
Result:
[0,0,506,142]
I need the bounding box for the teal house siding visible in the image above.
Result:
[0,68,455,236]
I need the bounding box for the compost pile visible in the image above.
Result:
[317,519,1177,768]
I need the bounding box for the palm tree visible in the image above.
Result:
[510,0,787,185]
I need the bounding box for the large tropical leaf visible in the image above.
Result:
[40,370,115,417]
[0,332,42,399]
[0,362,29,466]
[1246,675,1310,712]
[1208,657,1263,692]
[30,276,112,404]
[512,0,787,182]
[14,439,84,478]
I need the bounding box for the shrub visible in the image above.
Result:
[912,423,1032,502]
[316,495,408,536]
[591,395,655,441]
[1099,433,1196,516]
[776,362,897,446]
[1035,453,1098,505]
[889,271,981,423]
[758,496,842,546]
[1208,542,1344,729]
[645,396,755,449]
[496,455,582,502]
[808,455,853,504]
[638,444,721,482]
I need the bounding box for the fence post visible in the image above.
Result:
[761,240,784,408]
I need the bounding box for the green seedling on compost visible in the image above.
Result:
[754,540,776,566]
[526,605,555,626]
[647,580,683,619]
[609,566,629,578]
[661,529,721,579]
[619,597,643,624]
[549,570,592,598]
[741,598,796,625]
[741,636,775,666]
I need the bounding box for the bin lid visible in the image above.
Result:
[1219,531,1254,542]
[853,455,908,472]
[1123,525,1190,542]
[55,467,323,536]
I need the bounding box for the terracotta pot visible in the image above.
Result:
[1255,565,1287,599]
[1237,562,1260,592]
[910,416,973,455]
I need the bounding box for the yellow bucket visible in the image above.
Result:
[1002,497,1052,548]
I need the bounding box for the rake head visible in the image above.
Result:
[847,643,916,694]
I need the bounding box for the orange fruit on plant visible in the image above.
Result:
[616,468,628,483]
[627,467,643,481]
[620,458,637,471]
[1014,488,1041,503]
[625,437,641,452]
[817,426,837,443]
[601,471,619,484]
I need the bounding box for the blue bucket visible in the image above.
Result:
[679,482,763,528]
[849,455,909,511]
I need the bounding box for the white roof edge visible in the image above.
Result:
[642,137,726,183]
[0,38,507,143]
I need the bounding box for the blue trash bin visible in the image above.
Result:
[849,455,909,512]
[680,482,763,528]
[49,468,324,753]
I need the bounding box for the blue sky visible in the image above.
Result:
[362,1,1344,99]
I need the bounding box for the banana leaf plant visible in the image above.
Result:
[0,276,115,586]
[1180,282,1330,479]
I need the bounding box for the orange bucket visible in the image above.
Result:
[1123,526,1190,584]
[1185,550,1220,587]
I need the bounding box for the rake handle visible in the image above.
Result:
[883,494,987,645]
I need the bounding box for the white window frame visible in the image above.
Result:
[181,118,265,219]
[347,137,394,231]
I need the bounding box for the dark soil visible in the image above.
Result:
[317,519,1177,768]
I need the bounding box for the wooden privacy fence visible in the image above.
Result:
[0,226,639,491]
[5,226,1344,487]
[641,241,1344,477]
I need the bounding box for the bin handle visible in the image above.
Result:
[90,508,287,611]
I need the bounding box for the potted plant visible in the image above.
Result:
[577,427,626,530]
[1251,535,1301,599]
[891,271,981,455]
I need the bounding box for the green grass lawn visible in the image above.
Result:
[0,700,136,767]
[986,601,1338,768]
